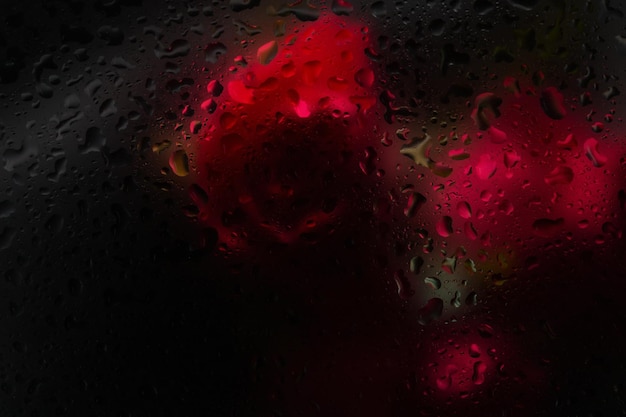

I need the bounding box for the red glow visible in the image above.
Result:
[384,75,624,281]
[411,319,548,413]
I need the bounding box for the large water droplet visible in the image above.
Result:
[540,87,566,120]
[205,42,227,63]
[472,361,487,385]
[404,192,427,217]
[169,149,190,177]
[257,40,278,65]
[400,134,432,168]
[410,256,424,274]
[424,277,441,290]
[394,270,414,300]
[469,343,481,358]
[544,166,573,185]
[457,201,472,219]
[584,138,608,167]
[475,154,497,180]
[436,216,453,237]
[471,93,502,130]
[354,67,374,88]
[451,291,462,307]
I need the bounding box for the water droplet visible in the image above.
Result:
[424,277,441,290]
[280,60,296,78]
[227,80,255,104]
[503,150,521,169]
[544,166,573,185]
[155,39,190,59]
[475,154,497,180]
[457,201,472,219]
[36,82,53,98]
[268,1,320,21]
[503,76,521,95]
[477,323,494,338]
[230,0,260,12]
[428,19,445,36]
[189,184,209,206]
[274,19,286,37]
[99,99,117,118]
[302,60,322,85]
[370,1,387,17]
[488,126,508,144]
[603,86,620,100]
[394,270,414,300]
[442,257,456,274]
[469,343,481,358]
[474,0,494,15]
[464,259,477,273]
[404,192,427,217]
[471,93,502,130]
[169,150,189,177]
[327,76,349,91]
[449,148,470,160]
[584,138,607,167]
[463,291,477,306]
[331,0,353,15]
[436,216,453,237]
[436,375,452,390]
[81,127,106,154]
[354,68,374,89]
[591,122,604,132]
[418,298,444,325]
[557,133,577,149]
[472,361,487,385]
[410,256,424,274]
[430,162,453,178]
[206,80,224,96]
[349,95,377,113]
[190,121,202,134]
[400,134,432,168]
[201,99,217,113]
[220,112,237,130]
[464,222,478,240]
[498,199,514,215]
[580,91,593,106]
[257,40,278,65]
[451,291,462,307]
[540,87,566,120]
[47,157,67,182]
[64,94,80,109]
[152,140,171,154]
[205,42,227,63]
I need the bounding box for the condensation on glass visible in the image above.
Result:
[0,0,625,416]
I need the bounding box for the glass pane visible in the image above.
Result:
[1,0,624,415]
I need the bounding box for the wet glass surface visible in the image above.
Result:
[1,0,625,415]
